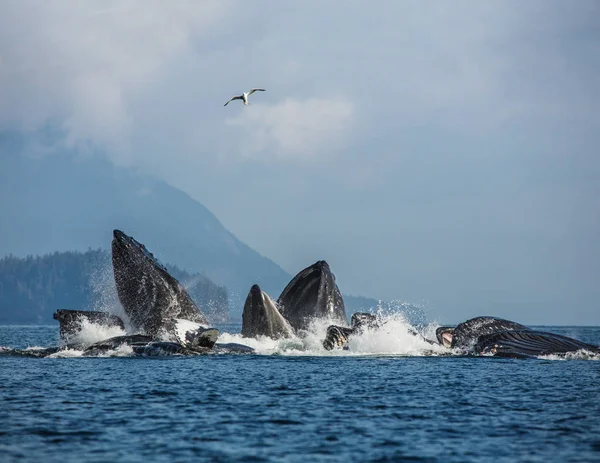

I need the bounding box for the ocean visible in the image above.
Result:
[1,322,599,462]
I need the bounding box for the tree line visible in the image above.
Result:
[0,249,229,324]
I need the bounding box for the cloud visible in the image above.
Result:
[2,1,597,167]
[0,1,227,157]
[224,97,354,163]
[1,0,599,323]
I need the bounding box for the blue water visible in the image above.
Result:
[1,324,600,462]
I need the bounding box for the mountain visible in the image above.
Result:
[0,136,290,312]
[0,135,383,319]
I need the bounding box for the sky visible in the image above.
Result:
[0,1,599,324]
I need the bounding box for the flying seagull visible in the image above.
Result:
[224,88,266,107]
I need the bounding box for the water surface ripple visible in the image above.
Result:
[1,325,599,462]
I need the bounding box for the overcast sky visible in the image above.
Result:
[1,1,599,324]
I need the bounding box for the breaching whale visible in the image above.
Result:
[241,284,294,339]
[111,229,209,338]
[277,260,347,331]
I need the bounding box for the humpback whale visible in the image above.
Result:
[83,327,220,356]
[112,229,209,337]
[240,260,348,339]
[277,260,347,331]
[241,284,294,339]
[43,230,254,356]
[11,226,598,359]
[323,312,378,350]
[474,330,600,358]
[5,229,257,357]
[52,310,222,355]
[435,316,529,349]
[52,305,221,354]
[434,316,600,358]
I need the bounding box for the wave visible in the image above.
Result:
[537,350,600,361]
[1,311,598,360]
[218,313,447,357]
[60,317,127,347]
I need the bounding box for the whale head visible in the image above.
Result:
[111,229,208,337]
[241,284,294,339]
[277,260,347,331]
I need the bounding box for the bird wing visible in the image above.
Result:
[248,88,266,95]
[224,95,243,106]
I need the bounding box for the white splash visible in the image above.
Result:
[537,350,600,361]
[61,318,127,347]
[47,343,135,358]
[218,313,446,357]
[88,257,134,331]
[48,348,86,358]
[346,317,447,356]
[104,344,135,357]
[169,318,203,344]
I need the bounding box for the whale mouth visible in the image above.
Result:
[441,332,453,348]
[436,327,454,348]
[323,325,353,350]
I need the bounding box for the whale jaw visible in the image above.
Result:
[111,229,208,337]
[242,284,294,339]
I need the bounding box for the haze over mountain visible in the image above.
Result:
[0,135,291,303]
[0,135,381,319]
[0,249,230,325]
[1,2,598,324]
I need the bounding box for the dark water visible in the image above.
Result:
[1,325,600,463]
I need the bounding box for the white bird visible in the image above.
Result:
[224,88,266,107]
